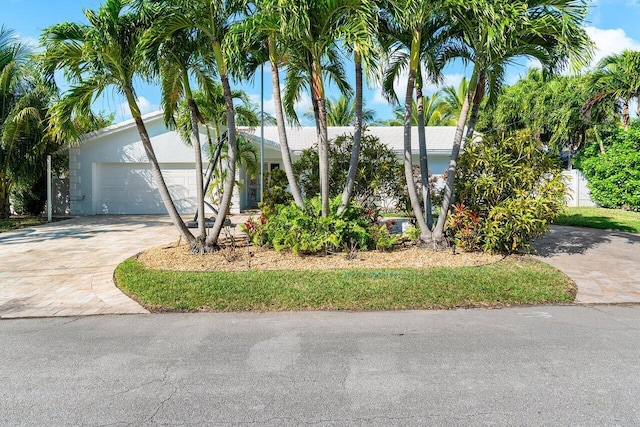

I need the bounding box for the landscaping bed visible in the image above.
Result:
[116,245,576,312]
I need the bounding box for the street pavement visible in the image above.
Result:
[1,307,639,426]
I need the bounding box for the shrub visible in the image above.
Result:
[259,168,293,215]
[293,132,404,211]
[449,130,566,254]
[575,123,640,211]
[251,196,385,255]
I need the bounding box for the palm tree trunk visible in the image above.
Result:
[206,44,237,248]
[0,179,11,218]
[433,83,473,243]
[338,51,363,215]
[465,72,485,139]
[269,39,304,208]
[622,99,630,129]
[404,28,431,242]
[594,126,605,154]
[312,57,330,217]
[125,90,195,245]
[416,78,433,230]
[183,74,207,243]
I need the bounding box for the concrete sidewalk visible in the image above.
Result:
[0,216,179,318]
[533,225,640,304]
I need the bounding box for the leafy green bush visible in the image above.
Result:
[449,130,566,254]
[259,168,293,215]
[575,123,640,211]
[248,196,389,254]
[293,132,404,211]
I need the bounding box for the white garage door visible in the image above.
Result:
[95,163,203,215]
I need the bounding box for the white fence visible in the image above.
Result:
[563,169,596,207]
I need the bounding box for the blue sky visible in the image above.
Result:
[2,0,640,124]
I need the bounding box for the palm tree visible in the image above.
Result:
[385,94,456,126]
[379,0,453,240]
[280,0,362,217]
[144,13,216,244]
[0,26,31,217]
[156,0,248,248]
[336,0,378,215]
[583,50,640,130]
[229,0,306,209]
[41,0,195,244]
[0,33,59,218]
[303,96,376,126]
[440,77,469,122]
[432,0,592,243]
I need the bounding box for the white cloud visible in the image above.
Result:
[585,26,640,67]
[118,96,159,121]
[249,94,276,117]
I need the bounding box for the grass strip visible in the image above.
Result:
[0,217,51,233]
[116,257,575,312]
[555,207,640,234]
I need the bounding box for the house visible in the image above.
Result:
[67,110,457,215]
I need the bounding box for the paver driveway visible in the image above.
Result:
[0,216,179,318]
[534,225,640,304]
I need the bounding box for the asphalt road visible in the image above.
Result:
[2,306,639,426]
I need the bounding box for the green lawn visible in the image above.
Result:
[116,257,576,312]
[0,216,50,233]
[554,207,640,234]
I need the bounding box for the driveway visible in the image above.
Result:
[0,216,179,318]
[534,225,640,304]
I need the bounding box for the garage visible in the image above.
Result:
[94,163,200,215]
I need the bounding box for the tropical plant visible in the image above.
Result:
[303,96,376,126]
[40,0,195,244]
[293,132,404,211]
[479,69,617,156]
[228,0,305,209]
[583,50,640,130]
[379,0,455,240]
[154,0,249,249]
[280,0,364,218]
[434,0,592,245]
[253,195,382,254]
[143,7,216,242]
[450,130,566,253]
[575,123,640,211]
[1,26,34,217]
[385,93,456,126]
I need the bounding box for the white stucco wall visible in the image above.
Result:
[564,169,596,207]
[69,113,244,215]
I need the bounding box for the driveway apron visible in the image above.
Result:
[534,225,640,304]
[0,216,178,318]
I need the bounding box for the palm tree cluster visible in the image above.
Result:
[39,0,592,250]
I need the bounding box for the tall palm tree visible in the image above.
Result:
[280,0,363,217]
[157,0,248,248]
[336,0,378,215]
[379,0,452,240]
[144,14,216,244]
[433,0,592,243]
[583,50,640,130]
[41,0,195,244]
[228,0,306,209]
[0,26,31,217]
